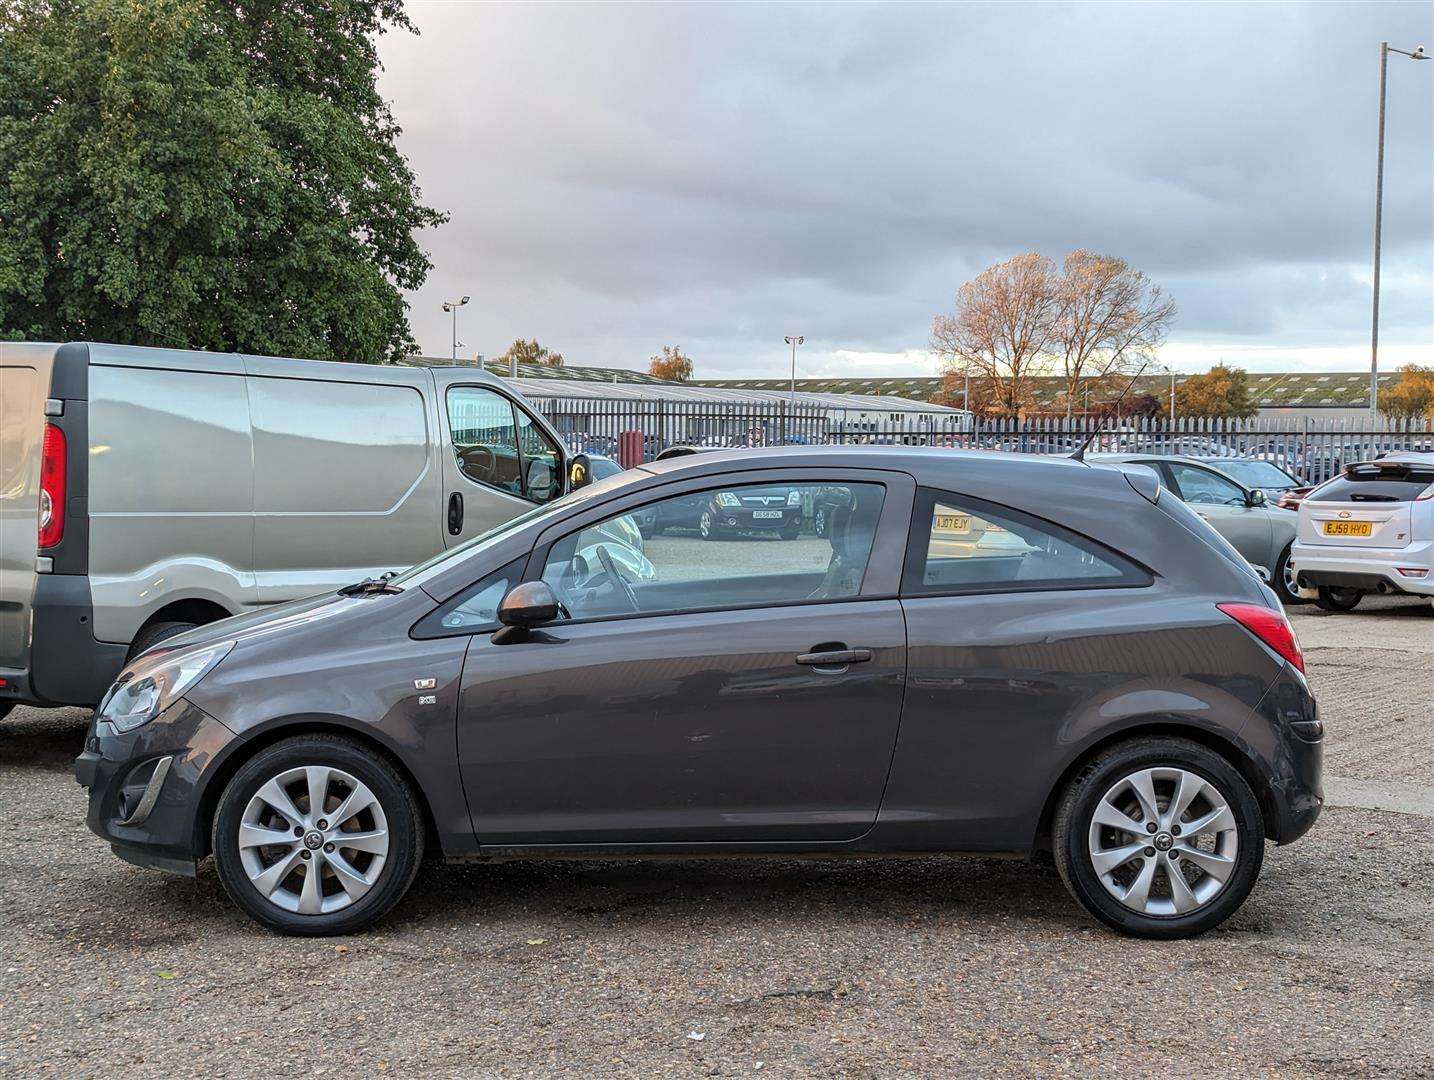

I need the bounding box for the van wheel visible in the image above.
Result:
[1052,736,1264,939]
[1315,587,1362,612]
[125,621,197,663]
[213,734,423,936]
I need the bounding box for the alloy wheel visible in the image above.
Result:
[1086,767,1238,917]
[237,765,390,915]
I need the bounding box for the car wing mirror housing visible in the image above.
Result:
[492,581,560,644]
[1248,488,1267,507]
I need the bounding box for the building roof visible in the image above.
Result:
[401,356,673,384]
[692,372,1407,409]
[505,379,961,413]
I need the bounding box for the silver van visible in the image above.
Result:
[0,341,576,713]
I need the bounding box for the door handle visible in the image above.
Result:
[447,492,464,536]
[796,648,873,667]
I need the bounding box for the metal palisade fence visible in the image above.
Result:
[528,394,1433,487]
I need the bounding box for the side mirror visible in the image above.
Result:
[492,581,560,644]
[568,454,593,491]
[1247,488,1267,507]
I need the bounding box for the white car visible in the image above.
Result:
[1289,452,1434,611]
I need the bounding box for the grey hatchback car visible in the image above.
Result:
[76,448,1322,938]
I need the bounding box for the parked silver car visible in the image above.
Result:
[1091,454,1301,605]
[0,341,579,713]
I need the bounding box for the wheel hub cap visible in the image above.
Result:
[237,765,390,916]
[1087,766,1238,918]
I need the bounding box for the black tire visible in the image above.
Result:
[0,702,13,723]
[1052,736,1264,939]
[1272,543,1303,606]
[213,734,424,936]
[125,620,197,663]
[1315,586,1363,612]
[780,522,802,541]
[698,508,724,541]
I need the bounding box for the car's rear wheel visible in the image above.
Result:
[213,735,423,936]
[1315,586,1363,612]
[1053,737,1264,939]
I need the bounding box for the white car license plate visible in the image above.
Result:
[752,510,783,519]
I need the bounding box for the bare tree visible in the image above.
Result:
[1052,251,1177,419]
[930,252,1061,417]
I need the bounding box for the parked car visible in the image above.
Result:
[1288,452,1434,611]
[1194,457,1309,505]
[0,341,577,714]
[631,481,804,540]
[76,447,1320,939]
[584,454,625,482]
[1091,454,1301,605]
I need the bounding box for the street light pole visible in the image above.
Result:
[442,296,471,361]
[1370,42,1429,417]
[784,335,804,403]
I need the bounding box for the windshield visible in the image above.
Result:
[1207,459,1295,488]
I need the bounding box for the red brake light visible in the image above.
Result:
[1217,602,1304,674]
[38,422,66,549]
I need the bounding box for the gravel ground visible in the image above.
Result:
[2,598,1431,1077]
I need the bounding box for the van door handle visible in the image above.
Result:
[795,648,873,667]
[447,492,464,535]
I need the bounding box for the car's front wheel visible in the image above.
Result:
[1273,542,1303,606]
[213,735,423,935]
[1053,737,1264,939]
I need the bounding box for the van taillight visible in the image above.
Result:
[38,422,66,549]
[1216,602,1305,674]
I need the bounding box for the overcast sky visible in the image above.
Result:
[379,1,1433,379]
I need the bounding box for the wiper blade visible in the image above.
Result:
[338,571,403,596]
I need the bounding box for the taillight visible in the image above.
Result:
[1217,602,1304,674]
[38,422,66,549]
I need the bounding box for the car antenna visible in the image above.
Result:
[1069,361,1152,463]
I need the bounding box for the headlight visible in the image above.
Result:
[97,641,235,733]
[786,490,801,506]
[716,492,739,507]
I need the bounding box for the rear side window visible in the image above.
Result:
[903,488,1149,596]
[1309,465,1434,503]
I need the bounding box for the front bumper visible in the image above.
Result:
[1289,539,1434,597]
[714,507,799,532]
[74,699,240,875]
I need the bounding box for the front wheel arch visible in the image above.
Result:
[194,719,441,862]
[1032,721,1279,853]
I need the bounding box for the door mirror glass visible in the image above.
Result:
[497,580,561,627]
[1247,488,1267,507]
[569,453,593,490]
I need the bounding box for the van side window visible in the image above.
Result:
[446,387,563,504]
[902,488,1148,596]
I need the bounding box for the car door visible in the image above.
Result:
[453,469,915,847]
[434,375,566,546]
[1160,461,1274,569]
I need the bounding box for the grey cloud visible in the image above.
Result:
[380,1,1433,374]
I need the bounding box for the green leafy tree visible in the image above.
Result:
[1174,363,1258,419]
[0,0,446,362]
[500,339,564,367]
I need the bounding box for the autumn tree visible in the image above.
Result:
[649,344,693,382]
[1174,363,1258,419]
[1052,251,1176,419]
[930,252,1061,417]
[500,339,564,367]
[1379,364,1434,420]
[0,0,445,361]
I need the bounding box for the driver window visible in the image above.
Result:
[1168,464,1243,506]
[540,481,886,620]
[447,387,563,504]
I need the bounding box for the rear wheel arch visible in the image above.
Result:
[1033,721,1279,852]
[194,719,441,862]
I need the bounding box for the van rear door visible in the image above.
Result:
[431,370,567,546]
[0,344,53,684]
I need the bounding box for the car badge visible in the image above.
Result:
[418,695,436,706]
[1338,511,1350,519]
[414,678,436,690]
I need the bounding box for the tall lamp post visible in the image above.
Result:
[442,296,470,360]
[784,335,804,402]
[1370,42,1428,417]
